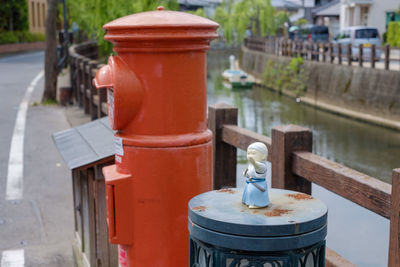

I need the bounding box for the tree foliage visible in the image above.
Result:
[294,18,308,26]
[213,0,288,44]
[387,22,400,47]
[186,8,207,18]
[0,0,28,31]
[67,0,179,56]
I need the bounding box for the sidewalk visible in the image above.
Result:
[0,73,90,266]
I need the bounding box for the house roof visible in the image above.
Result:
[178,0,221,7]
[312,0,340,17]
[271,0,301,10]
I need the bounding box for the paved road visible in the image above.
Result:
[0,52,74,266]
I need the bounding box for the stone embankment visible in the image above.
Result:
[0,42,45,55]
[241,46,400,130]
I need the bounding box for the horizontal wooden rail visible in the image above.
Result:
[292,151,392,219]
[245,37,399,71]
[210,104,392,266]
[222,125,272,162]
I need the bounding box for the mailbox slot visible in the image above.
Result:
[103,165,133,245]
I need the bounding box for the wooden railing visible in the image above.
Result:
[69,43,399,266]
[245,37,400,71]
[208,103,399,267]
[69,42,107,120]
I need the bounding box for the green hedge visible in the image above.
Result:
[262,57,307,97]
[0,31,45,45]
[387,21,400,47]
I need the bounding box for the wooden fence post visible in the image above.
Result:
[271,125,312,194]
[87,60,98,120]
[322,43,326,62]
[371,45,376,69]
[389,169,400,266]
[359,44,363,67]
[208,103,238,189]
[81,58,90,114]
[329,43,334,63]
[75,57,83,107]
[69,55,76,102]
[338,44,342,65]
[385,44,390,70]
[96,64,107,118]
[347,44,352,66]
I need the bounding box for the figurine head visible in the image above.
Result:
[247,142,268,162]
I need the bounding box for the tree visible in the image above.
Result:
[186,8,207,18]
[42,0,58,101]
[213,0,287,44]
[67,0,179,57]
[0,0,28,31]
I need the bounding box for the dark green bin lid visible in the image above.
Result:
[188,188,327,251]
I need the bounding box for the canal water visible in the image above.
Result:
[206,49,399,266]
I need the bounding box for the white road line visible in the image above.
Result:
[1,249,24,267]
[6,71,44,200]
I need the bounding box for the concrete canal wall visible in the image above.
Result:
[241,47,400,130]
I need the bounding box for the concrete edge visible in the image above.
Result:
[72,237,90,267]
[326,247,357,267]
[252,78,400,132]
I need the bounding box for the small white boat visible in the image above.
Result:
[222,55,255,88]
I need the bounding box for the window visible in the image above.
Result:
[42,3,46,25]
[361,6,369,26]
[31,2,35,27]
[355,29,378,39]
[37,3,40,27]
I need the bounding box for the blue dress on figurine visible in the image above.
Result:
[242,163,270,207]
[242,142,270,208]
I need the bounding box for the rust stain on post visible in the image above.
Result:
[216,188,237,194]
[192,206,207,212]
[264,209,291,217]
[287,193,313,200]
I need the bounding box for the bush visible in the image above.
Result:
[0,31,45,44]
[387,22,400,47]
[0,31,19,44]
[262,57,307,96]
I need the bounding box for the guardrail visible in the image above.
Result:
[245,37,400,71]
[209,103,399,267]
[69,42,399,266]
[69,42,107,120]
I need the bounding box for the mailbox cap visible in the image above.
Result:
[104,9,218,30]
[103,9,219,52]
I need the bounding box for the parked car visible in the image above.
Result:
[289,24,330,43]
[333,26,382,61]
[288,25,329,60]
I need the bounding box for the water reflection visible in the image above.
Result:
[207,49,400,183]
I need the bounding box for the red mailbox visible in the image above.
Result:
[93,7,218,266]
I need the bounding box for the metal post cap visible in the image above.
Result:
[188,188,328,251]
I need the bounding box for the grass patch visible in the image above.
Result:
[42,99,59,106]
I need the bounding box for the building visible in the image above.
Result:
[285,0,337,24]
[340,0,400,35]
[178,0,222,17]
[28,0,47,34]
[312,0,340,36]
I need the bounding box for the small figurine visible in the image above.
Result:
[242,142,270,208]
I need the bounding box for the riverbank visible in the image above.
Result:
[241,46,400,131]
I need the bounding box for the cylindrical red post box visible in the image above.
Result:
[93,8,218,266]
